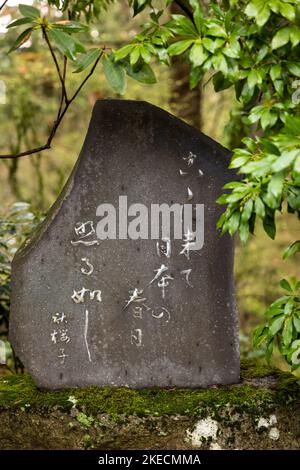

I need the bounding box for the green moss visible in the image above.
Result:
[0,360,298,418]
[240,359,279,379]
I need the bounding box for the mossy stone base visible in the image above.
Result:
[0,361,299,450]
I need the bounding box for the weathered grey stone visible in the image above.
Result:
[9,100,239,389]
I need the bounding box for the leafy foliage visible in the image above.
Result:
[253,277,300,369]
[0,203,43,340]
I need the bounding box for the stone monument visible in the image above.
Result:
[9,100,240,389]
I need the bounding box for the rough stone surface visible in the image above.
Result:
[9,100,239,389]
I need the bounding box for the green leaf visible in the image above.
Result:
[7,17,34,29]
[263,213,276,239]
[260,109,277,130]
[229,155,251,169]
[73,49,101,73]
[265,305,283,318]
[132,0,148,16]
[247,69,262,89]
[211,53,228,74]
[261,139,280,156]
[212,71,232,92]
[102,55,126,95]
[268,172,284,198]
[245,0,270,27]
[283,317,293,347]
[253,324,268,347]
[223,37,241,58]
[168,40,194,56]
[8,27,33,54]
[223,182,244,190]
[287,61,300,78]
[265,338,274,362]
[52,21,88,33]
[206,24,226,38]
[282,115,300,134]
[48,29,82,61]
[272,149,299,172]
[270,64,281,82]
[280,278,292,292]
[256,44,269,62]
[189,43,208,67]
[19,4,40,19]
[283,241,300,260]
[238,221,250,243]
[245,0,261,18]
[284,297,293,315]
[114,45,134,61]
[227,211,240,235]
[289,26,300,47]
[130,47,140,66]
[293,317,300,333]
[254,196,265,219]
[279,3,296,22]
[269,296,290,309]
[269,314,285,336]
[168,14,198,37]
[241,156,275,177]
[216,194,229,205]
[202,37,225,53]
[271,27,290,50]
[248,105,263,123]
[126,62,156,84]
[140,46,152,63]
[241,199,253,223]
[239,80,256,104]
[190,0,203,34]
[189,66,204,89]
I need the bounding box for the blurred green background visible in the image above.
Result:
[0,1,299,371]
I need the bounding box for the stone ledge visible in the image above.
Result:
[0,360,299,450]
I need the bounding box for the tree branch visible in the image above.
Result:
[42,27,68,103]
[0,0,8,13]
[56,56,68,121]
[173,0,194,22]
[0,52,103,159]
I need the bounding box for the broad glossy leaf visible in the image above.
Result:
[19,4,40,19]
[283,241,300,260]
[52,21,88,33]
[102,55,126,95]
[126,62,156,84]
[168,39,194,56]
[269,314,285,336]
[189,43,208,67]
[73,49,102,73]
[272,149,299,172]
[48,29,83,60]
[7,17,34,29]
[8,27,33,53]
[280,278,292,292]
[271,27,290,49]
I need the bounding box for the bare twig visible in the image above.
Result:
[56,56,68,121]
[68,53,101,104]
[0,52,103,159]
[0,0,8,13]
[42,27,68,103]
